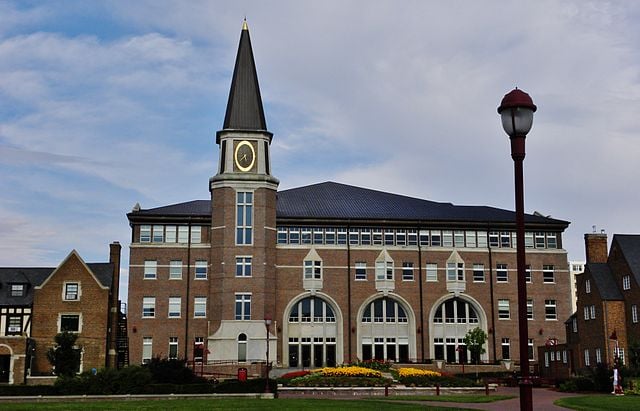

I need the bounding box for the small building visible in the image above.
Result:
[0,242,124,384]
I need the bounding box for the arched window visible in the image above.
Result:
[238,333,247,362]
[431,297,485,363]
[360,297,411,362]
[287,296,338,367]
[288,297,336,323]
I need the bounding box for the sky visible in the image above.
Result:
[1,1,640,301]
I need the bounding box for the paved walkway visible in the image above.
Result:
[391,387,581,410]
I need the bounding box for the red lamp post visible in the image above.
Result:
[498,88,537,411]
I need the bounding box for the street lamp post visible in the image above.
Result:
[498,88,537,411]
[264,316,272,394]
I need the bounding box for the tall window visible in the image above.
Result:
[304,260,322,279]
[584,306,589,320]
[632,305,638,324]
[376,261,394,281]
[473,264,484,282]
[140,225,151,242]
[584,349,590,366]
[238,333,248,362]
[168,297,181,318]
[524,232,534,248]
[178,226,189,243]
[585,279,591,293]
[355,262,367,280]
[525,264,532,283]
[195,260,208,279]
[236,257,252,277]
[64,283,79,300]
[152,225,164,242]
[501,338,510,359]
[236,192,253,245]
[165,225,177,242]
[528,338,535,360]
[142,297,155,318]
[194,297,206,318]
[623,275,631,290]
[169,337,178,359]
[547,233,557,248]
[590,304,596,319]
[362,298,408,323]
[595,348,602,364]
[545,300,557,320]
[235,294,251,320]
[447,262,464,282]
[402,262,414,281]
[426,263,438,282]
[496,264,508,283]
[543,265,555,283]
[535,232,545,248]
[169,260,182,280]
[6,316,22,334]
[289,297,336,323]
[498,299,510,320]
[191,226,202,243]
[144,260,157,279]
[142,337,152,364]
[527,299,534,319]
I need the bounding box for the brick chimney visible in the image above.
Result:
[107,241,122,368]
[585,233,608,263]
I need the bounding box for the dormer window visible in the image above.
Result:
[10,284,25,297]
[64,283,80,301]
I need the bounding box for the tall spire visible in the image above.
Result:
[222,20,267,131]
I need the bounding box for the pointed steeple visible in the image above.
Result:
[223,20,267,131]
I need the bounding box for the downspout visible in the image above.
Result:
[347,221,352,362]
[488,232,497,362]
[417,224,425,362]
[185,219,193,361]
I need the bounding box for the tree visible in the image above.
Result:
[463,327,487,379]
[47,332,82,377]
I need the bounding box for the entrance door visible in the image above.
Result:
[0,356,10,383]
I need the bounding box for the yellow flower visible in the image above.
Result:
[311,366,383,378]
[397,368,441,378]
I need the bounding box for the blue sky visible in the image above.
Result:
[2,1,640,300]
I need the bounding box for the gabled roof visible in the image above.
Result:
[222,21,267,131]
[36,250,110,291]
[276,182,569,226]
[586,263,623,300]
[613,234,640,286]
[128,182,569,228]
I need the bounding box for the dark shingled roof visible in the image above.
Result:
[586,263,623,300]
[223,22,267,131]
[613,234,640,285]
[129,182,569,227]
[0,263,113,306]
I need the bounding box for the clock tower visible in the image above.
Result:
[208,21,279,359]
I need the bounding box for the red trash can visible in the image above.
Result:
[238,367,248,382]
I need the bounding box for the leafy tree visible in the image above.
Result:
[47,332,81,377]
[463,327,487,379]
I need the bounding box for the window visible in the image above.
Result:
[236,191,253,245]
[407,230,417,246]
[384,230,394,246]
[545,352,549,367]
[191,226,202,243]
[524,232,534,248]
[623,275,631,290]
[595,348,602,364]
[525,265,532,283]
[302,228,312,244]
[543,265,555,283]
[496,264,508,282]
[195,260,208,279]
[235,294,251,320]
[617,348,625,365]
[584,349,590,366]
[489,232,499,247]
[64,283,79,300]
[60,314,80,332]
[142,337,152,364]
[502,338,510,360]
[402,262,414,281]
[477,231,487,247]
[431,230,441,247]
[355,262,367,280]
[304,260,322,279]
[547,233,557,249]
[584,306,589,320]
[169,337,178,360]
[419,230,429,246]
[447,262,464,282]
[535,232,545,248]
[361,229,372,245]
[545,300,557,320]
[178,226,189,243]
[442,230,453,247]
[6,316,22,334]
[500,232,511,248]
[152,225,164,242]
[572,317,578,332]
[528,338,535,360]
[277,227,287,244]
[140,225,151,242]
[325,228,335,244]
[498,299,510,319]
[289,228,300,244]
[563,350,568,363]
[10,284,25,297]
[142,297,155,318]
[454,231,465,247]
[144,260,157,279]
[465,231,477,248]
[527,299,534,319]
[632,305,638,323]
[426,263,438,282]
[236,257,252,277]
[590,304,596,319]
[169,260,182,280]
[376,261,394,281]
[396,230,406,246]
[473,264,484,282]
[168,297,181,318]
[337,228,347,245]
[194,297,206,318]
[165,225,176,242]
[585,279,591,293]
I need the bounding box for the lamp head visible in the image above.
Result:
[498,88,537,137]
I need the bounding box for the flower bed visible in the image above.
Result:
[313,366,382,378]
[393,367,481,387]
[397,368,442,378]
[285,365,390,387]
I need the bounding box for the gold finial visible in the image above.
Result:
[242,18,248,31]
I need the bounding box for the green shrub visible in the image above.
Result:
[287,373,391,387]
[558,376,595,392]
[396,374,481,387]
[215,378,276,393]
[0,385,59,396]
[144,357,205,384]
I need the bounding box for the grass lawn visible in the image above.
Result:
[374,394,515,403]
[555,395,640,410]
[0,398,478,411]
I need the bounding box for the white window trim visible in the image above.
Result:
[142,297,156,319]
[194,297,207,318]
[62,281,81,301]
[58,313,82,333]
[169,260,183,280]
[168,297,182,318]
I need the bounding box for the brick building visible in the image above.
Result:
[126,22,571,370]
[0,242,122,384]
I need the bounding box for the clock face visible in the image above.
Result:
[234,140,255,172]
